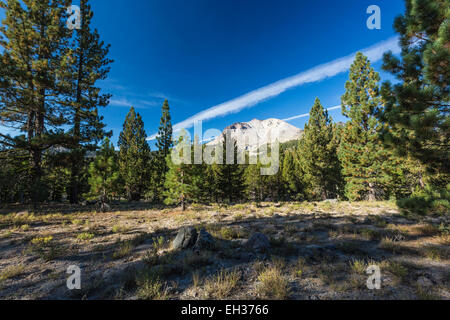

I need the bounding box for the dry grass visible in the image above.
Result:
[204,269,241,299]
[112,241,134,260]
[136,271,168,300]
[256,265,291,300]
[0,201,447,300]
[0,264,25,282]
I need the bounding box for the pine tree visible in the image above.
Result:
[213,138,245,203]
[163,133,192,211]
[0,146,28,204]
[0,0,73,202]
[379,0,449,213]
[338,53,390,201]
[118,107,152,201]
[86,138,119,211]
[298,98,341,200]
[64,0,113,204]
[245,161,266,202]
[188,136,209,203]
[282,149,303,200]
[154,99,173,201]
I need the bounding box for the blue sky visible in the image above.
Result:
[1,0,405,147]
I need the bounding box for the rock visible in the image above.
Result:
[417,276,433,287]
[99,202,111,212]
[194,229,215,250]
[322,199,338,204]
[245,233,270,252]
[172,227,198,250]
[15,211,29,217]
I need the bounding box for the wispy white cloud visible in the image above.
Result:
[110,98,158,109]
[283,105,342,122]
[147,37,400,141]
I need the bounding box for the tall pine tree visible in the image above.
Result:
[118,107,152,201]
[213,138,245,203]
[0,0,73,202]
[163,132,194,211]
[64,0,113,204]
[338,53,390,201]
[282,149,303,200]
[298,98,341,200]
[379,0,449,213]
[154,99,173,201]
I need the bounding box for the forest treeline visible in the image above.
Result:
[0,0,448,215]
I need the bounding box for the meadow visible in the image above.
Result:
[0,201,448,300]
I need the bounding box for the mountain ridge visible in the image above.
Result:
[207,118,303,152]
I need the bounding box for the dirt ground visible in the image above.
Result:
[0,201,448,300]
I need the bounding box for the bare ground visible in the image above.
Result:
[0,201,448,300]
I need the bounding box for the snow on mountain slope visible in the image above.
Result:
[207,118,303,151]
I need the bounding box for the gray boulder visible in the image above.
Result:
[245,233,270,252]
[194,228,215,250]
[172,227,198,250]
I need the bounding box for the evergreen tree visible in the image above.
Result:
[154,99,173,201]
[0,0,73,202]
[204,162,219,203]
[245,161,266,202]
[118,107,152,201]
[188,136,209,203]
[64,0,113,204]
[379,0,449,213]
[339,53,392,201]
[298,98,341,200]
[0,146,28,204]
[282,149,303,200]
[86,138,119,211]
[163,133,192,211]
[213,138,245,203]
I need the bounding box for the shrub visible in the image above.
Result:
[77,233,95,241]
[112,241,134,260]
[136,270,168,300]
[204,269,240,299]
[0,264,25,282]
[112,225,129,234]
[257,266,290,300]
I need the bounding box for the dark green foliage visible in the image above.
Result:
[0,0,111,204]
[379,0,449,214]
[64,0,112,204]
[0,0,74,202]
[118,107,152,201]
[0,147,28,204]
[213,138,245,203]
[245,161,266,202]
[281,150,303,200]
[154,100,173,202]
[297,98,342,200]
[338,53,392,201]
[163,133,194,211]
[86,138,120,207]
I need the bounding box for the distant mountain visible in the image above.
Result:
[207,118,303,152]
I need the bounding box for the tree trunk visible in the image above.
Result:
[368,183,376,201]
[69,2,86,204]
